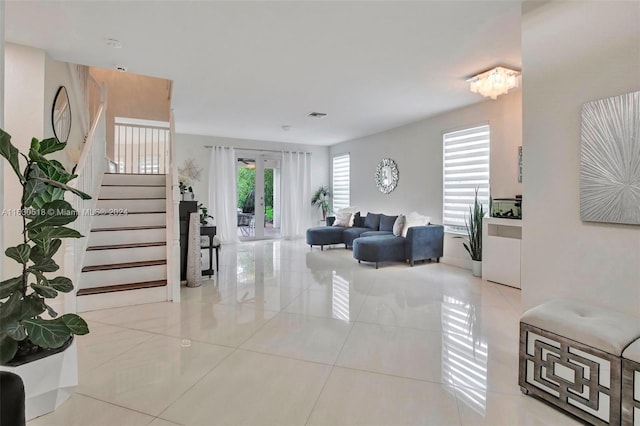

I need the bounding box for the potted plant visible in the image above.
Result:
[457,188,485,277]
[178,175,193,200]
[198,202,213,226]
[0,129,90,418]
[311,185,331,221]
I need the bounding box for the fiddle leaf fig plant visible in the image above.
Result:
[0,128,91,364]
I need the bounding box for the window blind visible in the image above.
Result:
[332,154,350,211]
[443,125,490,232]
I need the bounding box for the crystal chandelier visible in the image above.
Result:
[467,66,521,100]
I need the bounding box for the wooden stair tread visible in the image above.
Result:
[87,242,166,251]
[77,280,167,296]
[92,225,166,232]
[82,259,166,272]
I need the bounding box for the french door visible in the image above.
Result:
[237,153,281,240]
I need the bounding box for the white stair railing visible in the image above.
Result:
[166,110,180,302]
[63,83,107,313]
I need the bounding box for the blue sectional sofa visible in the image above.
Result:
[306,212,444,267]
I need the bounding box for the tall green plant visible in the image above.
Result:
[459,188,485,261]
[311,186,331,220]
[0,128,91,364]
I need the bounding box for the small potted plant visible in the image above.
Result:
[198,203,213,226]
[456,188,485,277]
[0,128,91,418]
[311,185,331,221]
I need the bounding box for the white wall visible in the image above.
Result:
[44,55,85,170]
[0,1,5,279]
[330,91,522,269]
[3,43,45,278]
[521,2,640,316]
[174,133,330,222]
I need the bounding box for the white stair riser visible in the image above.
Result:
[84,245,167,267]
[77,286,167,312]
[88,228,166,247]
[96,198,165,213]
[92,213,166,229]
[80,264,166,289]
[102,174,166,186]
[99,185,165,199]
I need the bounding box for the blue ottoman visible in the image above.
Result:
[306,226,346,250]
[352,235,406,269]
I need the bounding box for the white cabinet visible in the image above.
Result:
[482,217,522,288]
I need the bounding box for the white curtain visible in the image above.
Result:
[281,151,312,239]
[209,147,239,244]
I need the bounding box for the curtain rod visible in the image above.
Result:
[204,145,311,155]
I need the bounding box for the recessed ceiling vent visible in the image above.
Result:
[307,112,327,119]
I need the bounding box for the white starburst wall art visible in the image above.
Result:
[580,91,640,225]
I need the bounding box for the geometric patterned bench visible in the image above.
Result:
[622,340,640,426]
[519,299,640,426]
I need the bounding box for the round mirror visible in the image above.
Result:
[52,86,72,143]
[375,158,399,194]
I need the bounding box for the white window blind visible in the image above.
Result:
[332,154,350,211]
[443,125,490,232]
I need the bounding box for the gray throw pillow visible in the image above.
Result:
[379,214,398,232]
[393,214,406,236]
[364,213,381,231]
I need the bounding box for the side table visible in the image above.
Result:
[200,225,219,277]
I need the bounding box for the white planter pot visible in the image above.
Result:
[472,260,482,277]
[0,341,78,421]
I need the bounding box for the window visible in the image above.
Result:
[332,153,350,211]
[443,125,490,233]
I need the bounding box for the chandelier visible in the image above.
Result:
[467,66,521,100]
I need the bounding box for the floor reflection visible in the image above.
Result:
[331,271,350,322]
[441,295,488,415]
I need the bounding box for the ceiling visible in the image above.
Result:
[5,1,522,146]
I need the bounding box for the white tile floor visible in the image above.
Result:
[29,239,581,426]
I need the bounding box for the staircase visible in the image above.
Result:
[76,173,169,312]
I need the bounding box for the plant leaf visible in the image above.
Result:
[6,322,27,341]
[23,318,71,349]
[29,257,59,273]
[31,284,58,299]
[27,200,78,230]
[46,304,58,318]
[37,138,66,155]
[59,314,89,335]
[0,335,19,364]
[20,294,46,319]
[48,277,73,293]
[22,179,47,207]
[5,244,31,265]
[33,177,91,200]
[0,129,23,181]
[32,226,83,241]
[0,277,23,299]
[0,292,22,320]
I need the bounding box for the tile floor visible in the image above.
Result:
[29,239,580,426]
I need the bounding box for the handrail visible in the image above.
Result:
[63,83,107,314]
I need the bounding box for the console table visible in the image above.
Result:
[200,225,218,277]
[179,201,198,280]
[482,217,522,288]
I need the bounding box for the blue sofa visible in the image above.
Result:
[306,212,444,267]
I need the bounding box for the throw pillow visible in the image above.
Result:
[350,211,361,227]
[402,212,432,237]
[333,211,352,227]
[364,213,381,231]
[393,214,406,236]
[379,214,398,232]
